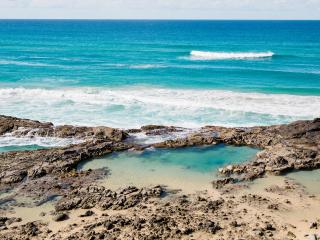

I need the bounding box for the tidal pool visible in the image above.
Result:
[78,144,259,193]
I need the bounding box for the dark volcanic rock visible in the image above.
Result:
[153,132,217,148]
[2,115,319,190]
[0,116,129,187]
[0,115,127,142]
[0,221,49,239]
[0,115,320,239]
[0,139,130,185]
[55,185,164,212]
[139,125,185,137]
[141,125,167,131]
[0,115,53,135]
[203,119,320,186]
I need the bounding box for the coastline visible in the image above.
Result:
[0,115,319,239]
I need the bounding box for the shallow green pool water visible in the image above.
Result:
[78,144,259,193]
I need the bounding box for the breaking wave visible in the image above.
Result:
[0,87,319,128]
[189,51,275,60]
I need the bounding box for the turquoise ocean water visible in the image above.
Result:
[0,145,44,153]
[0,20,320,128]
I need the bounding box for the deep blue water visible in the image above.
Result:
[0,20,319,128]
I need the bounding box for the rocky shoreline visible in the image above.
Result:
[0,115,320,239]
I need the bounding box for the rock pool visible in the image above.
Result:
[78,144,259,193]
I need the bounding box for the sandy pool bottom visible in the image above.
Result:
[78,144,259,193]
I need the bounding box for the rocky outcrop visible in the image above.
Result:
[0,221,50,239]
[55,185,164,211]
[0,115,53,135]
[0,140,130,185]
[0,115,127,142]
[1,115,320,240]
[0,116,130,188]
[153,132,217,148]
[1,115,319,190]
[133,118,320,187]
[44,190,284,240]
[212,118,320,186]
[140,125,184,136]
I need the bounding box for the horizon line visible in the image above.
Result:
[0,18,319,21]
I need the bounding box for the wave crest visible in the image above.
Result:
[189,51,275,60]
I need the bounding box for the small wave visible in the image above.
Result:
[129,64,166,69]
[0,59,63,67]
[101,63,166,69]
[101,63,127,67]
[189,51,275,60]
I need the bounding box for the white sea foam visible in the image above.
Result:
[189,51,275,60]
[129,129,194,144]
[0,135,83,148]
[0,87,319,128]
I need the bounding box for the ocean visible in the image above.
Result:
[0,20,319,128]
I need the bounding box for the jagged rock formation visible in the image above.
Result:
[0,115,319,240]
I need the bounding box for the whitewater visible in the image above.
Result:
[189,51,275,60]
[1,87,319,128]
